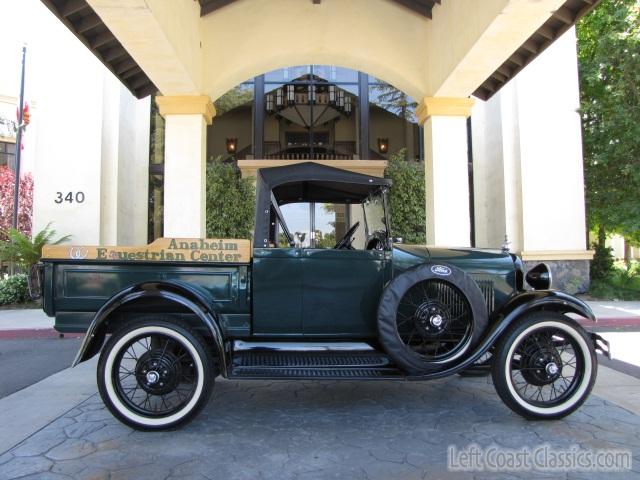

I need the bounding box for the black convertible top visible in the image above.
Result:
[254,162,391,248]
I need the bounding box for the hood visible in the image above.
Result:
[393,245,515,274]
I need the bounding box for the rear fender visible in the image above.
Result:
[72,281,228,374]
[407,290,597,380]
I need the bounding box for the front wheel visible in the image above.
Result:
[491,312,597,420]
[97,318,215,430]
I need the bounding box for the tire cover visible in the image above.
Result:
[377,262,489,374]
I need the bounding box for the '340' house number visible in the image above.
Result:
[55,192,85,204]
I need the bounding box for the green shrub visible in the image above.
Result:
[610,262,640,290]
[590,242,614,280]
[205,159,255,239]
[589,261,640,300]
[384,149,426,244]
[0,274,30,305]
[0,223,70,270]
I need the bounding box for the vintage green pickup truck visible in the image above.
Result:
[33,162,609,430]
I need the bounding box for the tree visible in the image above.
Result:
[384,149,426,244]
[0,167,33,241]
[371,83,418,160]
[370,83,417,122]
[577,0,640,247]
[214,86,253,115]
[205,158,255,239]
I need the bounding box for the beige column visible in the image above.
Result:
[156,95,215,238]
[418,97,474,247]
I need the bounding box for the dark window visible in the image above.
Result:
[0,141,16,170]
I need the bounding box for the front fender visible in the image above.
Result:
[496,290,596,323]
[72,281,227,374]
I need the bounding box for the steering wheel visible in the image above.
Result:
[334,222,360,249]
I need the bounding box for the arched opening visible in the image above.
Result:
[206,65,422,163]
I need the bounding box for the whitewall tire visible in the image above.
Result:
[97,318,215,430]
[491,312,597,420]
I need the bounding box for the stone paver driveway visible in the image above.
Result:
[1,374,639,480]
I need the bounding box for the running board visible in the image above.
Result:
[228,349,405,380]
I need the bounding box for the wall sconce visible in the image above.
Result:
[377,138,389,154]
[226,138,238,155]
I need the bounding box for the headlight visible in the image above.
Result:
[525,263,552,290]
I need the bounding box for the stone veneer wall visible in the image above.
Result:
[523,260,590,295]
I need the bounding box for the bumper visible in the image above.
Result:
[591,332,611,359]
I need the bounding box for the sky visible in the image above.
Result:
[1,0,76,101]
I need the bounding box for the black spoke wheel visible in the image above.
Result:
[492,312,597,420]
[97,317,215,430]
[377,263,489,374]
[396,280,473,362]
[113,334,198,417]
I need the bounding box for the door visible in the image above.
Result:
[301,248,387,337]
[252,247,303,336]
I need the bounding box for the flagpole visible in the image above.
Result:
[13,44,26,230]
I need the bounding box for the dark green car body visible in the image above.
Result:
[43,244,517,339]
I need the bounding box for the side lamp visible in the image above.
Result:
[226,138,238,155]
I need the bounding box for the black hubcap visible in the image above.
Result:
[414,302,450,337]
[135,350,182,395]
[519,345,563,386]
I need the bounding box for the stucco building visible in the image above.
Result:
[3,0,599,291]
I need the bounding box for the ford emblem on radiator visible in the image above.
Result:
[431,265,451,276]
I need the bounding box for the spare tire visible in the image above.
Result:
[377,262,489,374]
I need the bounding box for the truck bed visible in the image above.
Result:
[39,238,252,336]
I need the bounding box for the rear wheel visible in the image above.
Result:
[491,312,597,419]
[97,318,215,430]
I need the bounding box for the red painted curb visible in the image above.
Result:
[0,329,84,339]
[578,317,640,328]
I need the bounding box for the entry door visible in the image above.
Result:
[252,248,303,335]
[301,249,387,337]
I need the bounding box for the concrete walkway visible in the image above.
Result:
[0,309,52,330]
[0,358,97,454]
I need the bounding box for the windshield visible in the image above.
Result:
[269,189,388,249]
[278,202,349,248]
[362,191,387,235]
